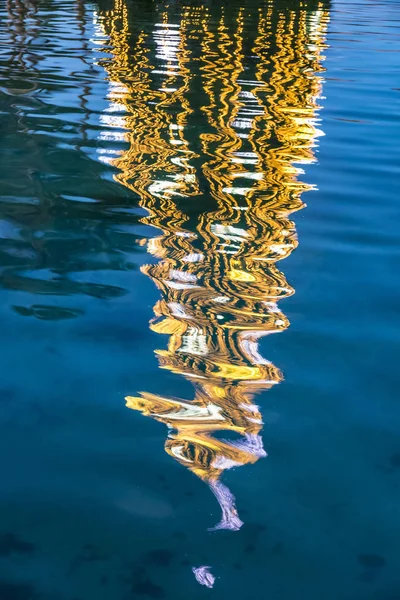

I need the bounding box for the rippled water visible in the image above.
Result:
[0,0,399,598]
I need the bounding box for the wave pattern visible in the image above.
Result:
[0,0,137,308]
[96,0,329,531]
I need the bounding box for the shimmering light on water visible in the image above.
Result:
[0,0,399,599]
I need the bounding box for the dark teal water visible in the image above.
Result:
[0,0,399,598]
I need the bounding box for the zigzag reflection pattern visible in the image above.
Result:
[97,0,329,531]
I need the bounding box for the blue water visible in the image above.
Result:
[0,0,399,598]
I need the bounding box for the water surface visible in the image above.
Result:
[0,0,399,598]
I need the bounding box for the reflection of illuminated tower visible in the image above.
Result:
[97,0,329,531]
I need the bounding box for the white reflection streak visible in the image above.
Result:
[208,480,244,532]
[154,22,181,80]
[192,566,216,589]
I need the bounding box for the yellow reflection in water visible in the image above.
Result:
[97,0,329,531]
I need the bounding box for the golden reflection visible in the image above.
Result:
[97,0,329,531]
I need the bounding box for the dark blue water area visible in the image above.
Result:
[0,0,399,599]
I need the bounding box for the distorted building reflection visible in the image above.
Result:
[97,0,329,531]
[0,0,135,304]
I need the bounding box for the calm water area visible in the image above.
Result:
[0,0,399,598]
